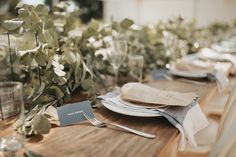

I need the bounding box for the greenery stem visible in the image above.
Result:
[35,33,42,85]
[7,32,14,81]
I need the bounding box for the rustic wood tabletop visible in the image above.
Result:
[0,79,218,157]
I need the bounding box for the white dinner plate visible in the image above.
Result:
[101,100,161,117]
[212,43,236,54]
[168,54,210,79]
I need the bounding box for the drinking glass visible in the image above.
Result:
[106,40,127,88]
[128,55,144,82]
[0,82,25,157]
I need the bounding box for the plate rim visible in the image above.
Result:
[101,100,161,117]
[168,67,208,78]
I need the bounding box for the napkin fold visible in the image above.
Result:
[98,87,209,150]
[121,82,197,107]
[212,41,236,53]
[174,59,214,74]
[172,57,229,92]
[199,48,236,74]
[160,101,209,150]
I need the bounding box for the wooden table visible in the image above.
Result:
[0,80,217,157]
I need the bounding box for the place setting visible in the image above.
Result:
[167,52,232,92]
[211,37,236,54]
[97,82,209,150]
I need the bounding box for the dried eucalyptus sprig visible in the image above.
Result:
[3,3,94,135]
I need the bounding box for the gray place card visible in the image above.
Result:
[57,100,94,127]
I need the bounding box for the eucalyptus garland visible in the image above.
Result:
[2,3,94,135]
[0,2,235,135]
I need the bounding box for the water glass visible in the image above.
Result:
[0,82,25,157]
[128,55,144,82]
[106,40,127,88]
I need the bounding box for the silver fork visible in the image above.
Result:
[80,111,156,139]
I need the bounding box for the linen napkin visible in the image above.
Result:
[198,48,236,74]
[98,84,209,150]
[121,82,197,107]
[172,58,229,91]
[159,101,209,150]
[212,41,236,54]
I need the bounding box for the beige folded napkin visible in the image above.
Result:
[173,56,232,76]
[199,48,236,75]
[174,60,215,74]
[171,58,230,92]
[121,83,197,107]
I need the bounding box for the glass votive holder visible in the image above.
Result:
[0,82,23,120]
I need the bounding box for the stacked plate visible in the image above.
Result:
[99,83,197,117]
[101,94,162,117]
[168,54,214,79]
[212,36,236,53]
[168,48,236,79]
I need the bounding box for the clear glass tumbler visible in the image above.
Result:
[0,82,25,157]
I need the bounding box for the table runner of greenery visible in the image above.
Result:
[0,2,235,135]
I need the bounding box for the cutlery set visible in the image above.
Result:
[80,111,156,139]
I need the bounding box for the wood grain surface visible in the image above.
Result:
[0,79,217,157]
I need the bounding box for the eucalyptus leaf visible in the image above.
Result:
[45,85,64,98]
[120,18,134,29]
[112,21,121,31]
[3,19,24,31]
[42,30,58,47]
[20,53,33,66]
[54,1,69,10]
[18,45,41,56]
[52,60,64,70]
[53,68,66,77]
[75,53,81,65]
[46,59,52,70]
[35,51,47,66]
[27,87,35,99]
[30,22,42,33]
[37,95,54,103]
[82,28,93,39]
[82,60,93,78]
[35,4,49,15]
[74,64,82,84]
[32,114,51,134]
[81,78,93,90]
[38,82,46,93]
[64,52,76,64]
[90,20,100,31]
[83,21,99,38]
[58,77,67,85]
[31,11,41,24]
[15,2,25,9]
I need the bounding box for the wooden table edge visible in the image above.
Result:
[157,132,180,157]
